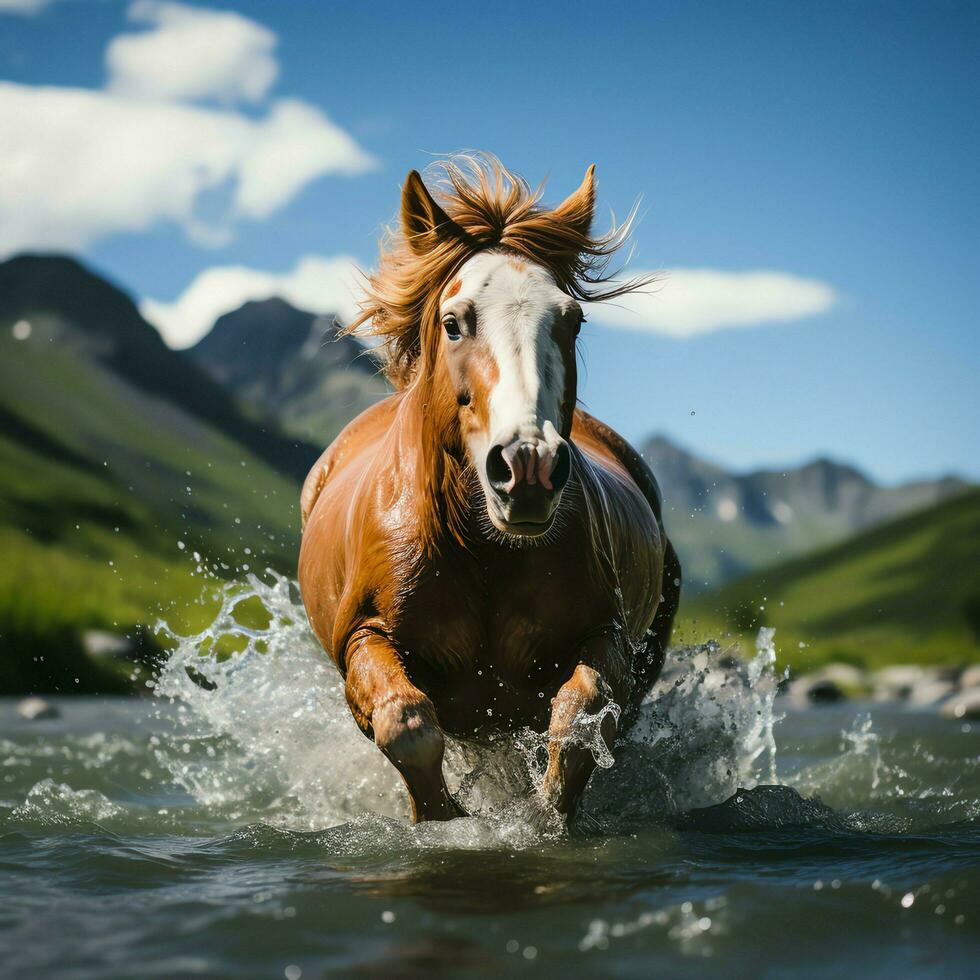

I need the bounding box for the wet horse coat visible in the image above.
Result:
[299,158,680,820]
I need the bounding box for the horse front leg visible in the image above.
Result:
[541,647,622,817]
[344,632,465,823]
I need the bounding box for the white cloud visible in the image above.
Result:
[232,99,374,218]
[0,3,375,255]
[142,255,365,348]
[143,260,839,349]
[0,81,376,256]
[106,1,278,105]
[589,268,836,338]
[0,0,56,14]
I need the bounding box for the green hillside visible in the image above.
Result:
[680,488,980,670]
[0,257,306,694]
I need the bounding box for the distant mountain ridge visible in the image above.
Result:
[189,297,389,446]
[0,255,318,482]
[641,434,968,590]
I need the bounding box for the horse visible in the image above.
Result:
[299,155,681,822]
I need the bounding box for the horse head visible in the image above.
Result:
[399,166,597,537]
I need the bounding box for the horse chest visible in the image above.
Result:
[393,544,610,685]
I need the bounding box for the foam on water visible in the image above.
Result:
[151,571,794,841]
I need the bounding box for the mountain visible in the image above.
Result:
[0,256,319,481]
[188,297,388,445]
[683,488,980,669]
[0,254,311,693]
[641,434,968,591]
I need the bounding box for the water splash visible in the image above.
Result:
[153,571,410,829]
[575,700,622,769]
[843,713,884,791]
[13,779,122,826]
[153,573,786,837]
[604,627,784,817]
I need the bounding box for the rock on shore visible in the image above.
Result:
[940,688,980,720]
[780,661,980,714]
[17,697,59,721]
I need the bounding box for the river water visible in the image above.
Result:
[1,574,978,978]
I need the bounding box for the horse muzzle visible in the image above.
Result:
[484,438,571,535]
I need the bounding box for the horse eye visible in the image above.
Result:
[443,314,462,340]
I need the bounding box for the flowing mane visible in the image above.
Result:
[348,153,648,389]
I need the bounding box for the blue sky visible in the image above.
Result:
[1,0,977,482]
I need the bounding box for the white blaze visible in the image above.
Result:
[451,253,567,456]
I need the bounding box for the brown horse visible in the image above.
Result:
[299,156,680,822]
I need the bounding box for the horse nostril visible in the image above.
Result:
[486,445,512,491]
[551,443,571,492]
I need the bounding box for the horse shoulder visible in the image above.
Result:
[300,394,425,670]
[300,393,403,526]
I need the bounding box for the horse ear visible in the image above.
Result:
[553,164,596,237]
[401,170,453,253]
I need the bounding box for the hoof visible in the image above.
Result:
[413,789,468,824]
[540,776,579,818]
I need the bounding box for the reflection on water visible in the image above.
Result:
[0,574,977,978]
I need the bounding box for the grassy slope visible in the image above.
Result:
[678,489,980,670]
[0,325,303,694]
